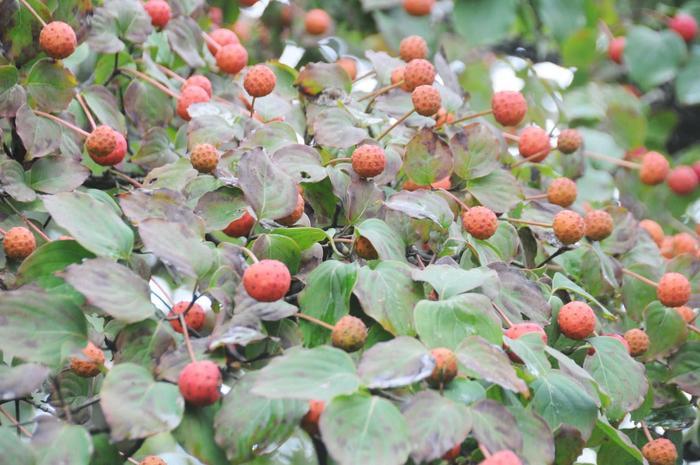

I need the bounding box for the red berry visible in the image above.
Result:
[640,219,665,247]
[557,301,596,340]
[479,450,522,465]
[666,166,698,195]
[144,0,171,28]
[216,43,248,75]
[427,347,458,387]
[190,143,219,173]
[462,206,498,240]
[557,128,582,154]
[139,456,166,465]
[209,7,223,26]
[183,75,212,98]
[331,315,368,352]
[443,444,461,462]
[178,360,221,406]
[242,259,291,302]
[168,301,206,334]
[608,37,625,64]
[399,35,428,62]
[403,58,436,91]
[518,126,551,162]
[505,323,547,343]
[351,144,386,178]
[3,226,36,260]
[39,21,77,60]
[355,236,378,259]
[693,161,700,179]
[301,400,325,435]
[584,209,613,241]
[244,64,276,98]
[411,85,441,116]
[642,438,677,465]
[672,232,698,256]
[669,13,698,42]
[552,210,585,245]
[547,177,577,207]
[491,91,527,127]
[276,193,305,226]
[86,125,117,159]
[675,305,696,324]
[223,211,255,237]
[92,130,127,166]
[639,151,670,185]
[208,28,239,55]
[177,85,210,121]
[240,0,259,6]
[624,328,649,356]
[337,57,357,80]
[305,9,332,35]
[403,0,434,16]
[70,341,105,377]
[657,272,691,307]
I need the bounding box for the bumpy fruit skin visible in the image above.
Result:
[39,21,77,60]
[442,444,461,461]
[661,237,675,259]
[411,85,441,116]
[518,126,551,162]
[642,438,678,465]
[491,91,527,127]
[3,227,36,260]
[640,219,664,246]
[434,107,454,128]
[557,301,596,340]
[666,166,698,195]
[331,315,368,352]
[584,210,613,241]
[301,400,325,435]
[140,456,167,465]
[243,259,291,302]
[177,85,210,121]
[178,360,221,406]
[547,177,577,207]
[168,301,206,334]
[70,341,105,377]
[669,13,698,42]
[244,64,276,97]
[223,211,255,237]
[427,347,458,387]
[144,0,171,28]
[337,57,357,80]
[183,75,212,97]
[305,9,332,35]
[391,66,411,92]
[216,43,248,75]
[552,210,585,245]
[355,236,378,259]
[657,272,691,307]
[505,323,548,343]
[86,125,118,159]
[557,129,582,154]
[672,232,698,256]
[92,130,126,166]
[639,151,670,185]
[675,305,696,323]
[608,37,625,64]
[479,450,523,465]
[399,35,428,61]
[189,143,219,173]
[277,193,304,226]
[462,206,498,240]
[403,58,436,91]
[624,328,650,356]
[351,144,386,178]
[403,0,434,16]
[208,28,239,55]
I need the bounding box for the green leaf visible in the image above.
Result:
[295,62,351,96]
[0,287,87,367]
[100,363,184,441]
[43,191,134,259]
[403,128,453,185]
[25,58,77,112]
[449,122,500,180]
[357,336,434,388]
[384,190,454,229]
[456,336,528,395]
[470,399,522,454]
[453,0,518,46]
[676,52,700,105]
[415,294,503,348]
[354,218,406,262]
[487,263,551,323]
[123,80,174,133]
[313,108,368,149]
[0,65,26,117]
[668,341,700,396]
[131,127,178,169]
[32,419,92,465]
[643,302,688,360]
[535,0,585,41]
[0,363,50,401]
[412,264,488,299]
[444,378,487,405]
[553,426,585,465]
[253,346,361,401]
[87,0,153,53]
[251,234,302,275]
[592,418,644,465]
[172,406,229,465]
[404,391,472,462]
[465,169,522,212]
[270,227,327,250]
[194,187,248,232]
[506,333,551,377]
[508,405,555,465]
[271,144,327,183]
[28,156,90,194]
[354,261,421,336]
[15,104,61,159]
[82,85,127,134]
[17,239,95,286]
[0,159,35,202]
[320,393,411,465]
[166,17,205,68]
[551,272,612,317]
[624,26,687,90]
[0,427,35,464]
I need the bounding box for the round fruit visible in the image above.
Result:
[176,85,210,120]
[403,58,436,91]
[351,144,386,178]
[443,444,461,461]
[305,9,332,35]
[140,456,167,465]
[557,128,582,154]
[144,0,171,28]
[552,210,585,245]
[669,13,698,42]
[505,323,548,343]
[675,305,696,323]
[391,66,412,92]
[666,166,698,195]
[403,0,434,16]
[608,37,625,64]
[70,341,105,377]
[216,43,248,75]
[672,232,698,256]
[86,125,117,159]
[661,237,675,259]
[434,107,455,128]
[518,126,551,162]
[491,91,527,127]
[624,328,650,356]
[223,211,255,237]
[427,348,458,387]
[479,450,523,465]
[240,0,259,6]
[642,438,677,465]
[92,130,127,166]
[178,360,221,406]
[584,210,613,241]
[242,259,291,302]
[276,193,304,226]
[355,236,378,259]
[558,301,596,340]
[301,400,325,436]
[190,143,219,173]
[404,176,451,191]
[547,178,577,207]
[657,272,691,307]
[244,64,276,98]
[399,35,428,62]
[168,301,206,334]
[39,21,77,60]
[411,85,441,116]
[183,75,212,97]
[640,219,664,246]
[331,315,368,352]
[3,226,36,260]
[208,28,239,55]
[462,206,498,240]
[639,151,670,185]
[337,57,357,80]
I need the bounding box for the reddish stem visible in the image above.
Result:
[75,93,97,130]
[33,110,90,137]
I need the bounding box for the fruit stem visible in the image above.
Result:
[156,63,186,83]
[333,237,353,243]
[33,110,90,137]
[503,217,553,228]
[324,157,352,166]
[3,199,52,242]
[109,169,144,189]
[0,405,33,437]
[598,20,614,40]
[178,313,198,364]
[621,268,658,288]
[235,245,259,263]
[641,421,654,442]
[437,188,470,211]
[478,443,492,459]
[511,148,550,168]
[585,151,640,169]
[450,109,493,125]
[492,302,513,328]
[150,278,174,305]
[119,67,180,99]
[688,324,700,335]
[250,96,256,118]
[118,452,140,465]
[18,0,47,27]
[377,109,414,141]
[358,81,402,101]
[74,92,97,131]
[502,132,520,142]
[296,312,335,331]
[201,31,220,53]
[352,70,376,83]
[525,193,548,201]
[0,227,6,235]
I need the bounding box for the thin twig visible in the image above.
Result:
[179,313,197,364]
[119,68,180,99]
[511,148,551,168]
[492,302,513,327]
[325,157,352,167]
[3,199,52,242]
[156,63,186,83]
[296,312,335,331]
[201,31,220,52]
[250,96,256,118]
[359,81,402,101]
[641,421,653,442]
[525,193,548,201]
[352,70,375,83]
[377,109,414,140]
[235,245,259,263]
[450,109,493,125]
[437,188,470,211]
[502,132,520,142]
[478,443,492,459]
[150,279,174,305]
[109,169,143,188]
[18,0,47,27]
[33,110,90,137]
[75,93,97,130]
[585,151,640,169]
[503,217,553,228]
[0,406,33,437]
[687,324,699,335]
[621,268,658,288]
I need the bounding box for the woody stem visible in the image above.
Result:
[621,268,659,288]
[584,151,641,169]
[451,109,493,125]
[75,93,97,130]
[18,0,47,27]
[33,110,90,137]
[119,68,180,99]
[377,109,414,140]
[503,217,553,228]
[296,312,335,331]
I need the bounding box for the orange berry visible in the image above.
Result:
[557,301,596,340]
[276,193,304,226]
[608,37,625,64]
[305,9,332,35]
[70,341,105,377]
[301,400,325,436]
[337,57,357,80]
[661,237,675,259]
[547,177,577,207]
[190,143,219,173]
[403,0,434,16]
[92,129,126,166]
[427,348,458,387]
[624,328,649,356]
[39,21,77,60]
[640,219,664,247]
[176,85,210,120]
[675,305,696,323]
[216,43,248,75]
[491,91,527,127]
[442,444,461,462]
[552,210,585,245]
[223,211,255,237]
[240,0,259,6]
[331,315,368,352]
[669,13,698,42]
[411,85,441,116]
[672,232,698,256]
[584,209,613,241]
[666,166,698,195]
[208,28,239,55]
[139,456,167,465]
[399,35,428,62]
[178,360,221,406]
[355,236,378,259]
[243,259,291,302]
[351,144,386,178]
[168,301,206,334]
[144,0,171,28]
[518,126,551,162]
[479,450,522,465]
[657,272,691,308]
[462,206,498,240]
[244,64,276,98]
[391,66,411,92]
[182,75,212,98]
[642,438,677,465]
[403,58,436,91]
[3,226,36,260]
[639,151,670,185]
[557,128,582,154]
